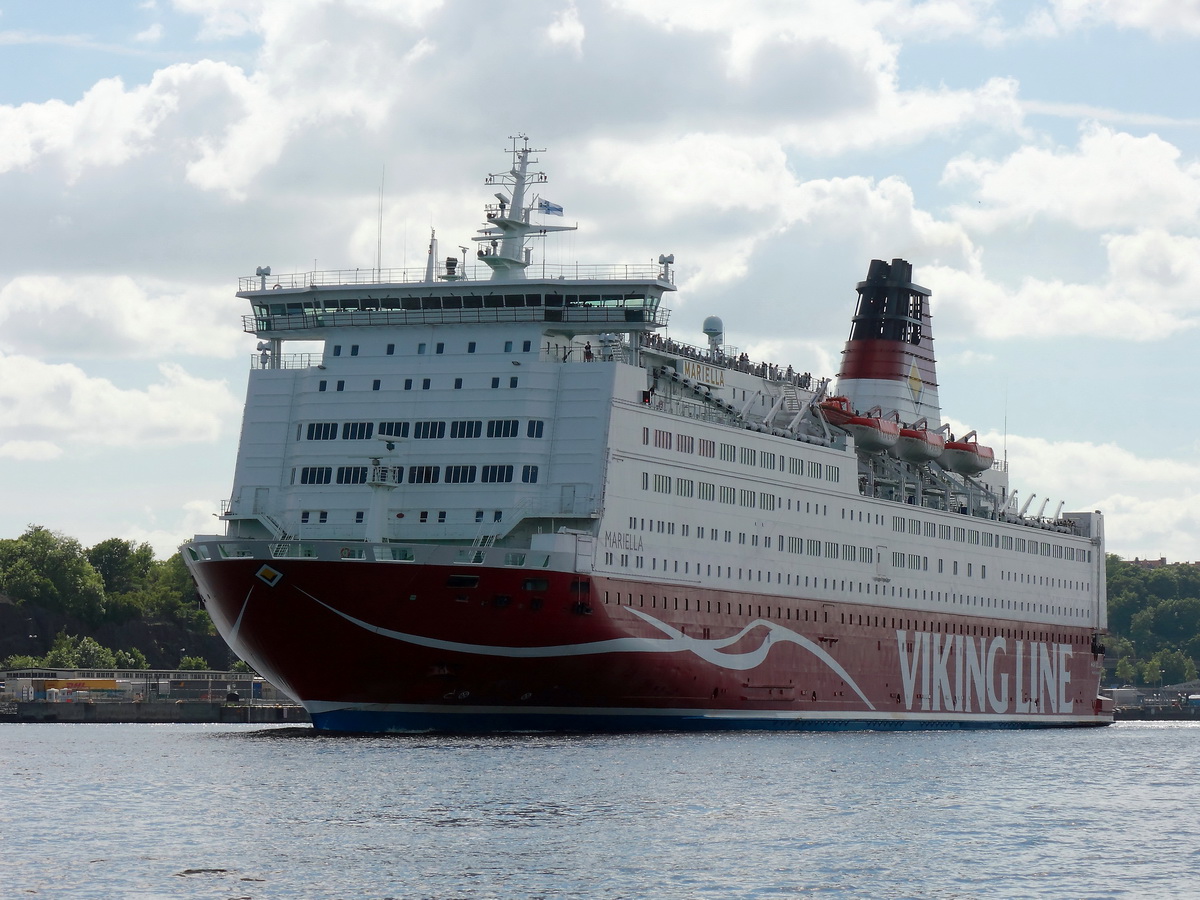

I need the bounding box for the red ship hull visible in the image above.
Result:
[185,542,1111,732]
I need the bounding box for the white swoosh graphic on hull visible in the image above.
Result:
[298,589,876,710]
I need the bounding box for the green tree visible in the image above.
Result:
[178,655,209,671]
[0,526,106,622]
[114,648,149,669]
[230,659,255,674]
[1115,657,1137,684]
[86,538,155,594]
[3,654,44,669]
[75,636,116,668]
[42,631,80,668]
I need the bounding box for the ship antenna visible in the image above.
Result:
[375,165,385,279]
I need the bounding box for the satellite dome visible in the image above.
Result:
[702,316,724,338]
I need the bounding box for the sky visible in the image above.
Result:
[1,0,1198,563]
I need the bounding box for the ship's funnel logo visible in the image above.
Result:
[908,360,923,404]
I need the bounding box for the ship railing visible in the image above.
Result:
[640,334,819,390]
[243,305,670,335]
[250,352,321,370]
[238,263,671,292]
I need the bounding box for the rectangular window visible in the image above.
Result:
[378,421,409,438]
[342,422,374,440]
[422,378,430,390]
[504,340,513,352]
[332,345,342,357]
[759,492,775,511]
[407,465,440,484]
[675,478,694,498]
[491,377,500,389]
[372,379,381,391]
[337,466,368,484]
[468,341,476,353]
[487,419,519,438]
[509,376,518,388]
[739,447,756,466]
[386,344,395,355]
[436,343,444,354]
[654,429,672,450]
[521,465,539,483]
[418,343,426,354]
[719,485,736,504]
[336,380,345,391]
[719,443,736,462]
[807,539,822,556]
[445,465,477,484]
[698,482,715,501]
[318,380,327,392]
[653,474,672,493]
[454,378,462,389]
[404,379,413,391]
[698,438,715,458]
[300,466,332,485]
[350,344,359,356]
[413,421,446,439]
[739,489,756,508]
[760,451,776,470]
[306,422,338,440]
[677,434,694,454]
[481,464,514,483]
[527,420,545,438]
[451,420,482,439]
[808,460,822,479]
[523,340,532,352]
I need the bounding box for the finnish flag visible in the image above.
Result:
[537,199,564,216]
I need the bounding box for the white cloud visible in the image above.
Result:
[925,229,1200,340]
[1051,0,1200,37]
[134,23,163,43]
[0,440,64,461]
[544,2,584,56]
[0,275,244,359]
[989,430,1200,561]
[944,124,1200,231]
[0,354,241,448]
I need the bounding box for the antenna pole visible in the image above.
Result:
[376,166,385,279]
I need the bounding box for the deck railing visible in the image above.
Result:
[239,262,671,292]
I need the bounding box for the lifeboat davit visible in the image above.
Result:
[818,396,900,453]
[942,430,995,475]
[892,421,945,464]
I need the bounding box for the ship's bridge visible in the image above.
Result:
[239,264,673,339]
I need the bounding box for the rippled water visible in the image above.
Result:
[4,722,1197,898]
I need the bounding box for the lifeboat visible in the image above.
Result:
[942,430,995,475]
[892,420,945,464]
[818,396,900,453]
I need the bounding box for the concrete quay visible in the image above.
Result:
[0,701,309,724]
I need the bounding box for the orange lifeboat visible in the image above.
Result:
[942,430,995,475]
[818,396,900,453]
[892,420,945,464]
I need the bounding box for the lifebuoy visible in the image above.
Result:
[340,548,351,558]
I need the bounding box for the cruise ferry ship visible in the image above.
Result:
[183,136,1112,732]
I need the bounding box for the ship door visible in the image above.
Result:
[253,487,270,514]
[876,546,887,578]
[560,484,576,514]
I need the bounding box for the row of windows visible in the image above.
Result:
[338,339,531,356]
[296,464,539,485]
[317,375,522,392]
[888,516,1090,563]
[298,508,506,525]
[620,513,1088,594]
[302,420,546,441]
[599,555,1093,620]
[644,428,840,482]
[257,292,647,317]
